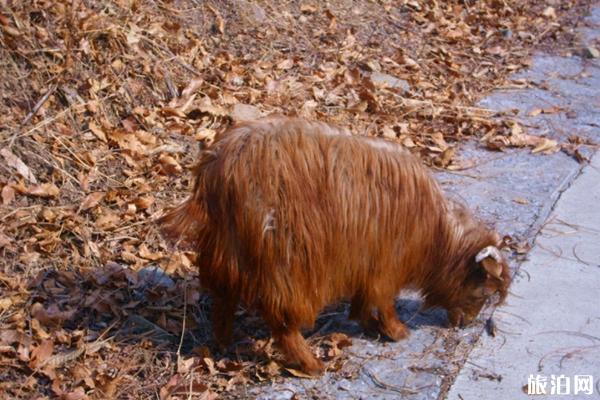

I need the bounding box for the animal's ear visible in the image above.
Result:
[475,246,503,280]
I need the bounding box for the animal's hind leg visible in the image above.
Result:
[212,293,238,348]
[375,298,409,341]
[351,293,408,340]
[273,327,325,376]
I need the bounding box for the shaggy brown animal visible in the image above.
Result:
[159,116,510,375]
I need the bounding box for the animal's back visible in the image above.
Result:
[199,118,444,326]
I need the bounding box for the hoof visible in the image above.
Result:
[380,321,409,342]
[299,356,325,377]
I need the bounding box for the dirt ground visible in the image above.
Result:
[0,1,595,398]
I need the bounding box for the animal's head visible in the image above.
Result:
[424,202,511,327]
[445,243,510,328]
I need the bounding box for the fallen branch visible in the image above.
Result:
[20,84,57,126]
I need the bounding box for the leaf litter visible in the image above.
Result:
[0,0,594,398]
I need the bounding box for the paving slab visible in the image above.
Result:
[446,150,600,400]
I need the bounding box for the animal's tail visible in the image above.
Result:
[157,147,219,250]
[157,196,208,251]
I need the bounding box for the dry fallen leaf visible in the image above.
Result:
[431,132,449,151]
[0,231,11,248]
[0,297,13,311]
[135,196,155,210]
[29,339,54,369]
[203,357,219,375]
[62,387,87,400]
[300,3,318,14]
[160,374,181,400]
[542,6,557,19]
[88,121,107,142]
[79,192,105,211]
[1,185,15,205]
[177,356,196,374]
[2,24,21,37]
[562,144,589,163]
[381,126,396,139]
[230,103,264,122]
[531,138,559,154]
[1,148,38,183]
[285,367,318,379]
[158,154,182,175]
[208,5,225,34]
[276,59,294,70]
[28,183,60,198]
[169,77,204,109]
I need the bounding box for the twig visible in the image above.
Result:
[389,93,497,115]
[138,34,202,77]
[107,219,150,234]
[535,242,565,261]
[102,235,140,243]
[433,167,485,180]
[177,280,188,363]
[537,330,600,343]
[572,243,599,267]
[538,344,599,372]
[494,309,531,325]
[187,370,194,400]
[558,345,600,369]
[550,217,600,235]
[25,149,80,186]
[0,205,42,222]
[49,132,93,170]
[20,84,57,126]
[162,66,179,100]
[465,360,503,381]
[362,367,418,395]
[3,93,117,145]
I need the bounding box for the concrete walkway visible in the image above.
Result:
[447,152,600,399]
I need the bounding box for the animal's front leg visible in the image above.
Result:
[212,293,238,348]
[273,327,325,376]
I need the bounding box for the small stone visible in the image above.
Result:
[500,28,512,39]
[542,6,556,19]
[240,1,266,23]
[230,103,264,122]
[230,75,244,86]
[138,265,175,288]
[381,126,396,139]
[370,72,410,92]
[583,46,600,59]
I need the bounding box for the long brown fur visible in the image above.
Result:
[159,116,510,375]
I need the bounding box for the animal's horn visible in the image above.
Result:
[475,245,502,263]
